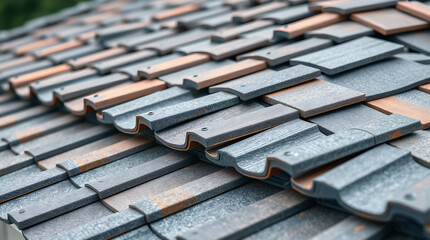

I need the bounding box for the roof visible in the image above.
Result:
[0,0,429,239]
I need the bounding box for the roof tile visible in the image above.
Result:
[290,36,404,75]
[351,9,430,35]
[265,79,365,118]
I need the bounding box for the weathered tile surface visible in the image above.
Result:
[291,36,404,75]
[321,58,430,101]
[265,79,366,117]
[305,21,374,43]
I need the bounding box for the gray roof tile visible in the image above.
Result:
[305,21,374,43]
[291,36,404,75]
[321,58,430,101]
[264,79,365,117]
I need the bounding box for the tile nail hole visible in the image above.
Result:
[147,66,151,69]
[284,151,298,156]
[201,127,208,131]
[148,112,154,115]
[94,94,98,98]
[267,52,271,55]
[19,209,25,214]
[193,75,198,78]
[404,193,415,201]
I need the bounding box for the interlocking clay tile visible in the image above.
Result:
[237,38,333,67]
[102,161,220,212]
[37,133,128,170]
[53,73,130,103]
[321,58,430,101]
[264,79,366,118]
[66,80,166,115]
[209,64,321,101]
[57,135,154,176]
[29,68,98,105]
[308,104,388,134]
[67,46,128,70]
[92,50,159,75]
[194,37,269,61]
[156,104,299,150]
[309,216,390,240]
[4,114,81,144]
[178,189,313,240]
[390,130,430,167]
[85,151,198,199]
[274,13,346,39]
[183,58,267,90]
[367,90,430,129]
[351,9,430,35]
[305,21,374,43]
[268,114,420,177]
[211,20,274,42]
[136,28,213,54]
[130,168,248,223]
[9,64,73,97]
[396,1,430,22]
[290,36,404,75]
[322,0,397,15]
[0,106,52,130]
[138,53,211,79]
[231,1,289,23]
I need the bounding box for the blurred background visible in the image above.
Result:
[0,0,89,30]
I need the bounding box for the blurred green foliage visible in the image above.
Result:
[0,0,90,30]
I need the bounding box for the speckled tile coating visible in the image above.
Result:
[264,79,365,117]
[291,36,404,75]
[321,58,430,101]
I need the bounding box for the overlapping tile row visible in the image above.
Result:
[0,0,430,239]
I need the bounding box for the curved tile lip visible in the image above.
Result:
[290,150,430,226]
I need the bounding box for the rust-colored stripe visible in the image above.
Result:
[275,13,346,39]
[367,96,430,129]
[72,136,152,173]
[15,37,59,55]
[351,9,430,35]
[86,79,167,110]
[9,64,72,88]
[36,39,84,58]
[139,53,210,79]
[153,4,200,20]
[14,126,43,143]
[0,115,17,129]
[149,186,196,217]
[397,1,430,22]
[184,59,267,89]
